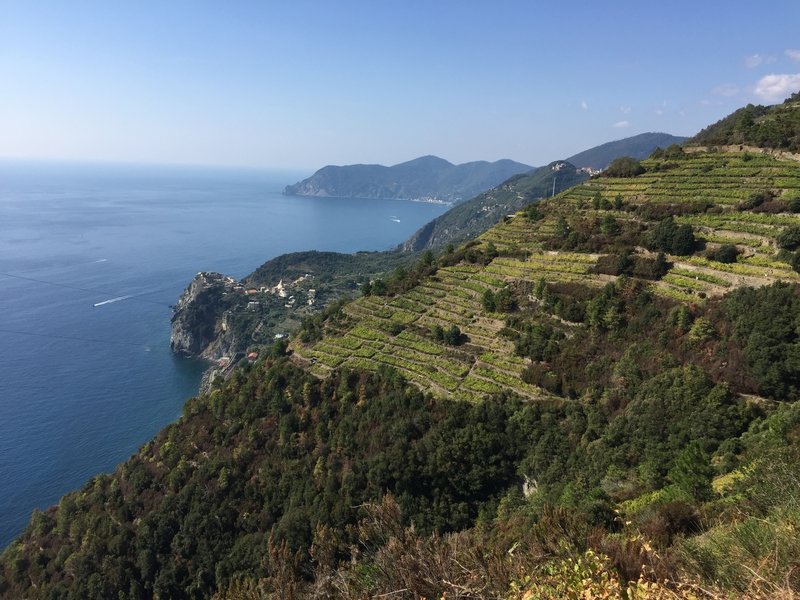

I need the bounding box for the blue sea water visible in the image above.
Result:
[0,160,449,548]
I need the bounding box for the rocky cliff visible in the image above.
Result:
[170,272,234,359]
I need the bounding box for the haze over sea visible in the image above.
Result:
[0,160,448,547]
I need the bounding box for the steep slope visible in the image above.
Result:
[295,147,800,404]
[691,91,800,151]
[283,155,533,203]
[400,161,588,251]
[565,131,687,169]
[169,251,419,370]
[401,132,688,252]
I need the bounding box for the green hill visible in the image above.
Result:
[4,101,800,599]
[283,155,533,203]
[296,147,800,403]
[691,92,800,151]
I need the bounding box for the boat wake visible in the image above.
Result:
[93,295,132,307]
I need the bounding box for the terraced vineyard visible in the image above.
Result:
[294,262,548,403]
[293,148,800,401]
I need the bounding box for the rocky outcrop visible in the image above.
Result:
[170,272,230,358]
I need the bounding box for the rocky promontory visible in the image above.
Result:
[170,272,236,359]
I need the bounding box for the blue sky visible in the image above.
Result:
[2,1,800,169]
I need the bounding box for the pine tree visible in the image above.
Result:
[669,441,715,502]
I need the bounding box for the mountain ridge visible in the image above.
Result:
[283,155,533,203]
[564,131,687,169]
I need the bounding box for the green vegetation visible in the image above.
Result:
[401,161,588,251]
[7,101,800,598]
[691,92,800,152]
[603,156,646,177]
[647,216,697,255]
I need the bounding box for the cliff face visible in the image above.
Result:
[170,272,231,359]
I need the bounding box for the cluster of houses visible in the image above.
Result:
[237,274,317,312]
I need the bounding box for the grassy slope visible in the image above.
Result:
[295,148,800,403]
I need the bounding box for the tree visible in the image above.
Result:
[600,214,621,236]
[648,217,696,256]
[712,244,739,264]
[555,216,570,238]
[482,289,496,312]
[777,225,800,250]
[371,279,387,296]
[604,157,645,178]
[443,325,463,346]
[792,251,800,273]
[526,204,544,221]
[669,442,715,502]
[671,225,696,256]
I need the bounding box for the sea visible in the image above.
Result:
[0,159,449,548]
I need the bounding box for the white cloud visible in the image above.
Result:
[787,49,800,63]
[654,109,664,116]
[744,54,775,69]
[753,73,800,102]
[744,54,765,68]
[581,100,588,110]
[612,120,630,128]
[619,105,632,114]
[712,83,740,97]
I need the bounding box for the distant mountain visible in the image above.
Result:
[690,92,800,151]
[565,132,687,169]
[283,155,533,204]
[401,161,587,251]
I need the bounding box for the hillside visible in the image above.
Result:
[400,161,588,251]
[565,132,687,169]
[295,147,800,403]
[400,132,688,252]
[283,155,533,203]
[691,91,800,151]
[5,103,800,598]
[169,250,418,385]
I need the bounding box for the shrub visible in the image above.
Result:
[711,244,739,264]
[777,225,800,250]
[736,190,773,211]
[604,157,646,178]
[647,217,696,256]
